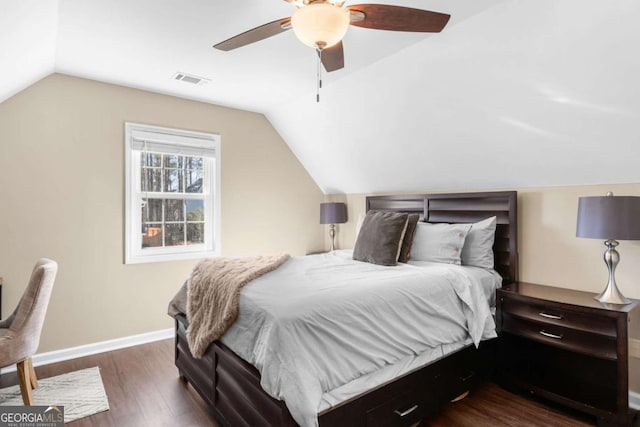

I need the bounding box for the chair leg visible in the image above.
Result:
[27,358,38,389]
[16,360,34,405]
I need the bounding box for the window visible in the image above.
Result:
[125,123,220,264]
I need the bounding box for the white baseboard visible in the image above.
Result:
[630,391,640,410]
[1,328,173,374]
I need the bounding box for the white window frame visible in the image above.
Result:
[125,122,221,264]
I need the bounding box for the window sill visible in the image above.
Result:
[125,249,219,265]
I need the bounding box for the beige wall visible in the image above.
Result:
[0,74,325,352]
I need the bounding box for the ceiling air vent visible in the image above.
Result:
[173,72,211,86]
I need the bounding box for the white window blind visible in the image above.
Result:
[130,130,217,158]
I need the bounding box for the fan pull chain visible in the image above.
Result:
[316,47,323,103]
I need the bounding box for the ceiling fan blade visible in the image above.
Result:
[318,42,344,72]
[347,5,450,32]
[214,18,291,51]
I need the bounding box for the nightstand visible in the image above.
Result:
[496,282,638,427]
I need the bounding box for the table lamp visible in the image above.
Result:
[576,192,640,304]
[320,202,347,251]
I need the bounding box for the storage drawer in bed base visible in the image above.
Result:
[175,319,215,406]
[174,314,493,427]
[175,315,297,427]
[323,343,483,427]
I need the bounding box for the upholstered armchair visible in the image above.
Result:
[0,259,58,405]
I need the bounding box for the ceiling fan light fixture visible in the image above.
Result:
[291,3,350,49]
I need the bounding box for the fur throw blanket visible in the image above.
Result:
[186,253,290,358]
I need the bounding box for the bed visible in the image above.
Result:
[172,191,518,427]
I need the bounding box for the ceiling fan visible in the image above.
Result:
[213,0,451,73]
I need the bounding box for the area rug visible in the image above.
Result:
[0,366,109,423]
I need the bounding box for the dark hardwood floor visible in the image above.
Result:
[0,339,633,426]
[425,384,595,427]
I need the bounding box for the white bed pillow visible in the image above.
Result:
[410,222,472,265]
[461,216,497,269]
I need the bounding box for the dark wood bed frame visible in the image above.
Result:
[174,191,518,427]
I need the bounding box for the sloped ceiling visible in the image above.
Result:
[0,0,58,102]
[269,0,640,193]
[2,0,639,194]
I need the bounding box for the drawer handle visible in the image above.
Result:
[460,371,475,382]
[539,330,563,340]
[538,312,563,320]
[394,404,419,418]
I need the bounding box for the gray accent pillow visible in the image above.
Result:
[398,214,420,263]
[353,210,409,266]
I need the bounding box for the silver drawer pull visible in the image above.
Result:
[539,330,563,340]
[394,404,419,417]
[538,312,563,320]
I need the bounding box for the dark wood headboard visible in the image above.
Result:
[366,191,518,284]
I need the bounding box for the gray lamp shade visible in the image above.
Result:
[576,195,640,240]
[320,203,347,224]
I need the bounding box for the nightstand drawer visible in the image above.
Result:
[501,313,618,361]
[500,294,617,338]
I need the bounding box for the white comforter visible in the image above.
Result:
[220,250,499,427]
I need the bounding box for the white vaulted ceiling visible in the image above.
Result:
[0,1,58,102]
[2,0,639,194]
